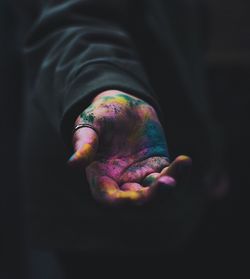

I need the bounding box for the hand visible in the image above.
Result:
[69,90,191,206]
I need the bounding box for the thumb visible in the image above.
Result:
[68,127,99,166]
[163,155,192,178]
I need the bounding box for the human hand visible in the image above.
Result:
[69,90,191,206]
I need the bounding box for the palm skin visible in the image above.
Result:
[69,90,191,205]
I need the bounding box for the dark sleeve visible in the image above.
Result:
[24,0,160,147]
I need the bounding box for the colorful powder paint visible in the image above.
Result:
[80,112,95,124]
[73,91,172,204]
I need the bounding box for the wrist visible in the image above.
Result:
[92,89,141,102]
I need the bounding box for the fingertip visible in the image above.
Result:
[162,155,192,179]
[157,176,176,187]
[176,155,192,166]
[68,143,97,167]
[67,153,77,166]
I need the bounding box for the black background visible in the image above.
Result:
[1,0,249,277]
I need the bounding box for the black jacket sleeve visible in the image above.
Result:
[24,0,160,147]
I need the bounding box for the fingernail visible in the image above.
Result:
[158,176,176,187]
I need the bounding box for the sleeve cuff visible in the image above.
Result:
[60,63,162,150]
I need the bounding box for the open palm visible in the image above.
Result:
[70,90,191,205]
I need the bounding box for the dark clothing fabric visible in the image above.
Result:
[21,0,216,253]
